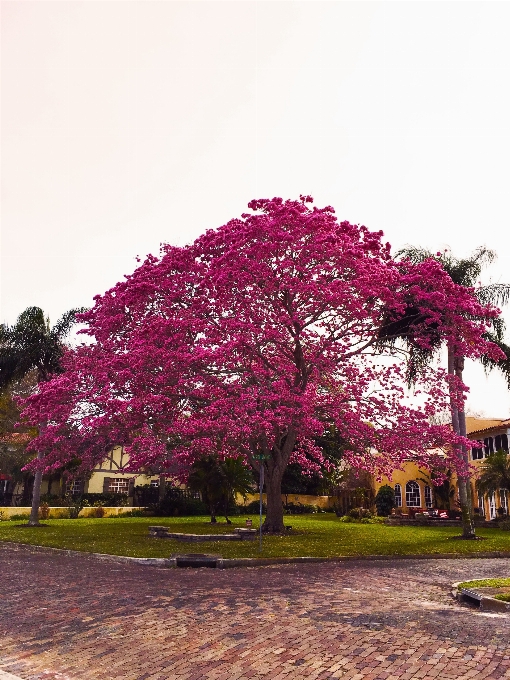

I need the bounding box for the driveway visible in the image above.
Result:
[1,543,509,679]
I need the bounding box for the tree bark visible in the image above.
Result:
[158,474,166,502]
[262,463,286,533]
[27,450,44,526]
[448,346,475,539]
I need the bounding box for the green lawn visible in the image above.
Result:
[2,514,510,559]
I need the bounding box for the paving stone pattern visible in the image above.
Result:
[1,544,510,679]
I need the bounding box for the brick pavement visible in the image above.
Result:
[1,544,510,679]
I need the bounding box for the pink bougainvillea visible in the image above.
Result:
[21,196,504,531]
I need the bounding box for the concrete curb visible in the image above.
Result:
[452,580,510,612]
[2,540,510,568]
[0,670,24,680]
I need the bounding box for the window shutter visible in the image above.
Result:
[103,477,111,494]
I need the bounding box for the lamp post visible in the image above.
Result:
[253,453,270,552]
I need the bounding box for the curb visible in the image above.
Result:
[2,541,510,568]
[452,581,510,612]
[0,670,24,680]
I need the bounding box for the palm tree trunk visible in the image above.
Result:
[27,450,43,526]
[448,346,475,539]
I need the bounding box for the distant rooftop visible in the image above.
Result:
[466,416,510,436]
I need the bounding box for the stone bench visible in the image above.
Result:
[148,526,257,541]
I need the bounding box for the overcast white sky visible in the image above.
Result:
[2,1,510,416]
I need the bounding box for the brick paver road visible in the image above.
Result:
[1,544,510,680]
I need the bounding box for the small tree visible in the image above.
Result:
[0,307,84,525]
[374,484,395,516]
[187,455,253,523]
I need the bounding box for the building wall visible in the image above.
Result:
[374,462,438,513]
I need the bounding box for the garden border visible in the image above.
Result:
[2,540,510,568]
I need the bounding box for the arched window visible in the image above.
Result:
[495,435,502,451]
[484,438,494,456]
[424,485,433,508]
[394,484,402,508]
[478,493,486,519]
[501,434,509,453]
[471,446,483,460]
[406,481,421,507]
[489,492,497,519]
[500,489,508,515]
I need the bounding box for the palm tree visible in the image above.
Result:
[0,306,84,525]
[381,247,510,538]
[188,455,254,524]
[476,450,510,500]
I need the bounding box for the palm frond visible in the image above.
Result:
[476,450,510,496]
[394,246,434,263]
[51,308,88,340]
[476,283,510,308]
[480,334,510,389]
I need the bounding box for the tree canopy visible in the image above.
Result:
[21,197,505,531]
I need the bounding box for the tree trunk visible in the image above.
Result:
[158,474,166,502]
[27,450,44,526]
[448,346,475,539]
[262,463,286,533]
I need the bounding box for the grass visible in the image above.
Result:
[457,578,510,589]
[2,514,510,559]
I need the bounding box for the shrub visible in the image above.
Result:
[80,493,130,507]
[38,503,50,520]
[284,502,318,514]
[374,485,395,517]
[499,519,510,531]
[150,496,208,517]
[348,507,372,520]
[93,505,105,518]
[10,513,30,521]
[239,500,267,515]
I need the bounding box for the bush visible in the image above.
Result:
[10,513,29,521]
[284,502,318,514]
[81,493,130,507]
[150,496,208,517]
[239,500,266,515]
[499,519,510,531]
[348,507,372,520]
[93,505,105,518]
[38,502,50,520]
[374,485,395,517]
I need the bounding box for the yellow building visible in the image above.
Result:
[374,416,510,518]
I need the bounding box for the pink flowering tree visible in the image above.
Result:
[22,197,503,532]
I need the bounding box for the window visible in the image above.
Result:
[501,434,509,453]
[424,485,433,508]
[484,437,494,457]
[394,484,402,507]
[489,492,497,520]
[108,478,129,494]
[65,479,83,496]
[478,493,486,519]
[500,489,508,515]
[471,446,483,460]
[405,481,421,507]
[495,435,502,451]
[150,480,160,488]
